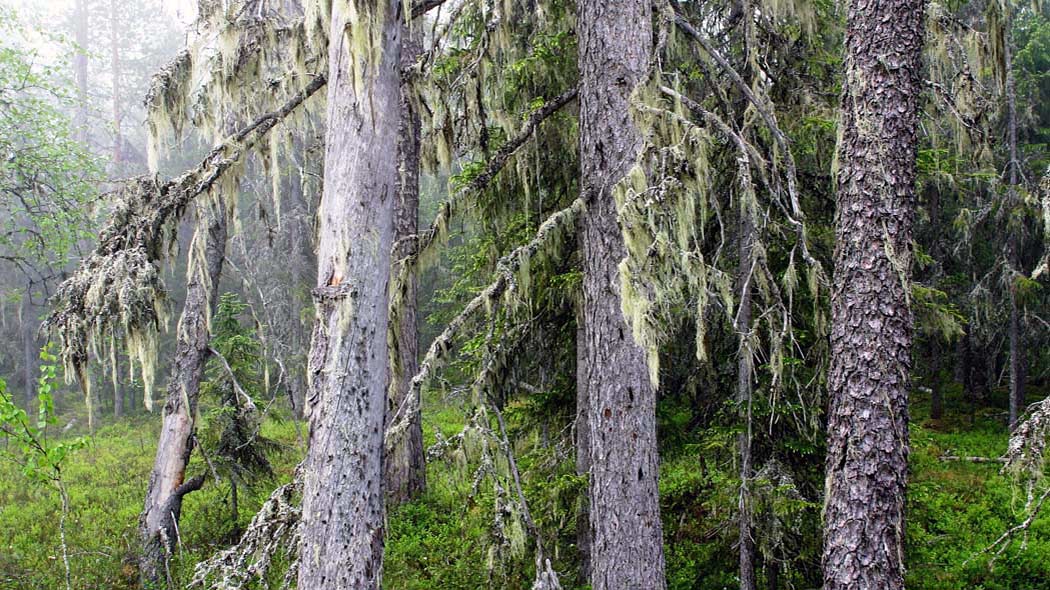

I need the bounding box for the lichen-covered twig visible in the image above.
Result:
[190,471,303,589]
[386,198,584,448]
[393,87,578,274]
[46,75,326,398]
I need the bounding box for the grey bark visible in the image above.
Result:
[736,212,756,590]
[285,169,315,420]
[109,0,122,164]
[296,1,402,587]
[577,0,666,588]
[22,296,36,410]
[574,306,591,582]
[139,198,228,587]
[821,0,924,584]
[114,355,124,418]
[72,0,88,145]
[385,22,426,506]
[1004,10,1024,431]
[930,339,942,420]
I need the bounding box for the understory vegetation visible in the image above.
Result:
[2,381,1047,589]
[0,0,1047,587]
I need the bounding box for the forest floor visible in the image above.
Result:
[2,383,1050,589]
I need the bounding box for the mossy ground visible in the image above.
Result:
[2,383,1050,589]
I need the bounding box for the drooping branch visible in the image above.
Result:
[386,198,584,447]
[191,472,303,589]
[670,9,823,276]
[47,75,326,393]
[966,484,1050,564]
[395,87,578,273]
[412,0,451,18]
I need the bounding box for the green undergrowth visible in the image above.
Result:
[0,415,303,590]
[907,382,1050,590]
[3,382,1050,589]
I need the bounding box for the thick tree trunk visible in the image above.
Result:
[297,1,402,587]
[385,22,426,506]
[821,0,924,585]
[139,197,227,587]
[736,214,756,590]
[577,0,666,588]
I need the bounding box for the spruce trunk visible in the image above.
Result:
[385,22,426,506]
[297,1,402,586]
[577,0,666,588]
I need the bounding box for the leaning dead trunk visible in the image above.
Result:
[139,195,228,587]
[577,0,666,588]
[385,21,426,506]
[821,0,924,585]
[297,0,402,587]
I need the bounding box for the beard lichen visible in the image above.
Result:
[48,63,325,412]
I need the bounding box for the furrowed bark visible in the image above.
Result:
[139,196,228,587]
[577,0,666,588]
[385,21,426,506]
[821,0,924,585]
[297,0,402,587]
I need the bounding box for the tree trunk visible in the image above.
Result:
[384,22,426,506]
[139,197,227,587]
[577,0,666,588]
[1009,291,1023,429]
[22,296,36,410]
[1004,9,1023,431]
[72,0,89,145]
[113,352,124,419]
[930,338,942,420]
[297,1,402,587]
[109,0,122,165]
[821,0,924,585]
[281,144,316,421]
[574,308,591,582]
[230,478,240,538]
[736,212,756,590]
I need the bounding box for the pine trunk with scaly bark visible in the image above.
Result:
[577,0,666,588]
[297,0,403,587]
[822,0,924,585]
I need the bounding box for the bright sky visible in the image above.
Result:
[4,0,197,27]
[164,0,198,25]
